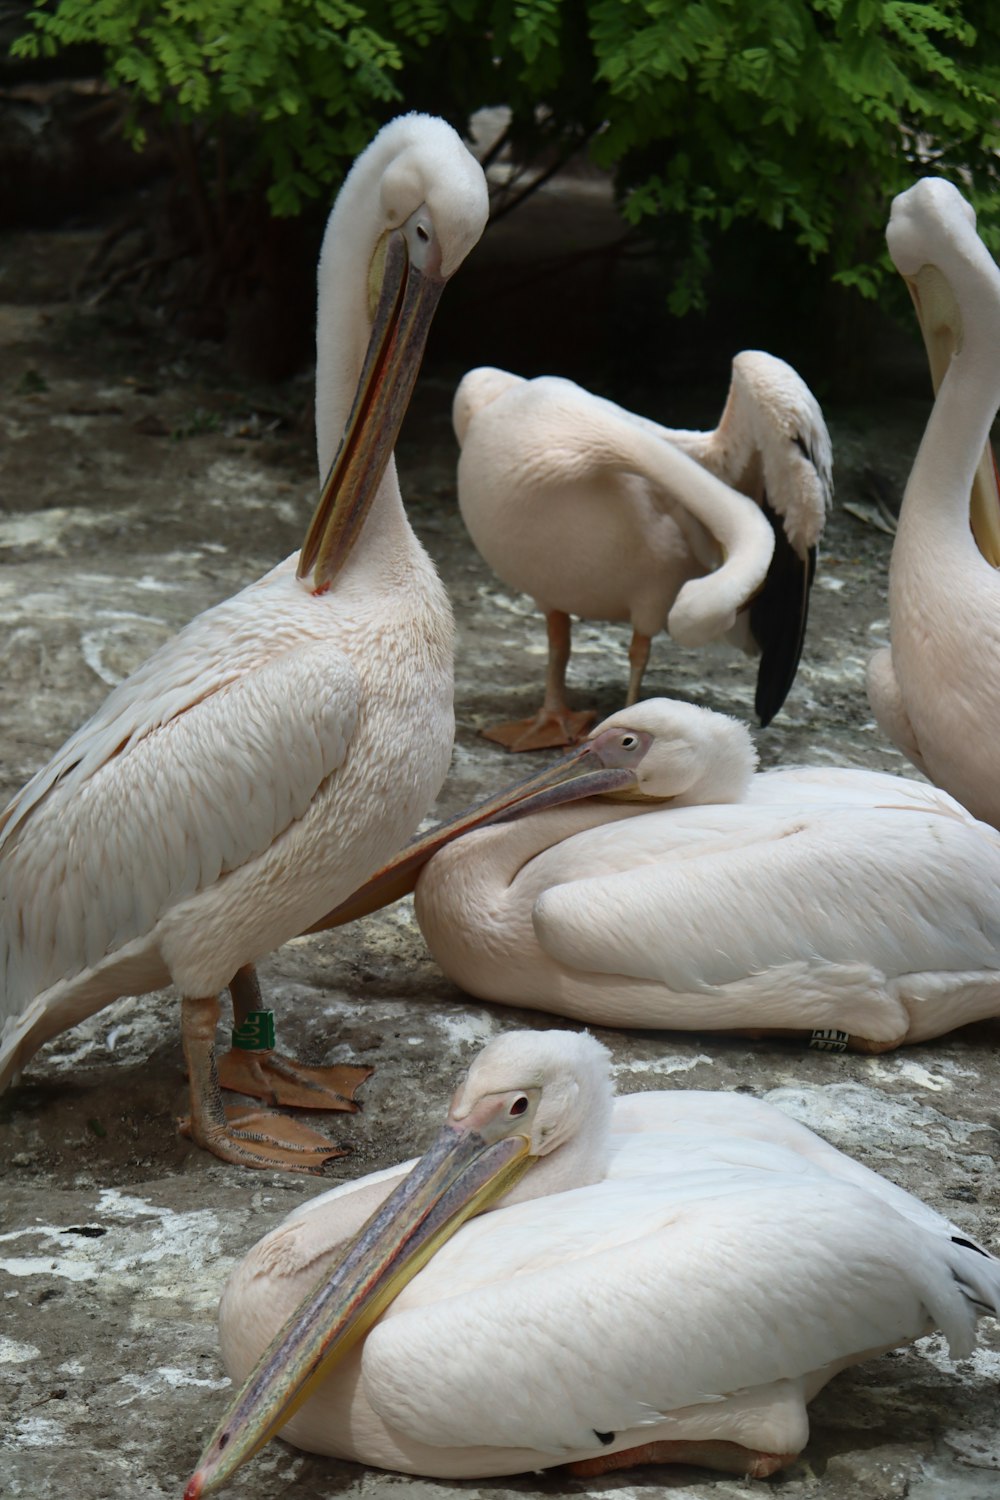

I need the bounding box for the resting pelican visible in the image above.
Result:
[186,1029,1000,1493]
[867,177,1000,826]
[0,114,493,1170]
[319,698,1000,1051]
[454,357,831,750]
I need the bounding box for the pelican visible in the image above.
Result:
[186,1029,1000,1493]
[0,114,494,1170]
[453,357,832,750]
[319,697,1000,1051]
[867,177,1000,826]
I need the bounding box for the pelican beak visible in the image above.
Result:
[307,734,646,931]
[903,262,1000,567]
[297,216,447,590]
[184,1098,535,1498]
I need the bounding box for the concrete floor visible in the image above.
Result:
[2,204,1000,1500]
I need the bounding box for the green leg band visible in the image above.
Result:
[232,1010,276,1051]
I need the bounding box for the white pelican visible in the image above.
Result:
[186,1029,1000,1493]
[453,357,832,750]
[319,697,1000,1051]
[0,114,494,1171]
[867,177,1000,826]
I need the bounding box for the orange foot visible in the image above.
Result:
[217,1047,372,1112]
[178,1104,345,1172]
[568,1439,795,1479]
[481,707,596,753]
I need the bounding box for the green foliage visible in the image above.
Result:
[170,406,222,441]
[14,368,49,394]
[584,0,1000,309]
[12,0,409,214]
[12,0,1000,307]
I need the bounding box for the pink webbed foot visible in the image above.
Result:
[178,1103,345,1173]
[217,1046,372,1111]
[567,1438,796,1479]
[481,707,597,752]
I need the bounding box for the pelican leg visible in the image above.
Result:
[482,610,596,752]
[179,993,345,1172]
[568,1439,795,1479]
[625,631,652,706]
[216,965,372,1112]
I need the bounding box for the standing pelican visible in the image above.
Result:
[454,356,831,750]
[319,698,1000,1050]
[0,114,492,1170]
[867,177,1000,825]
[186,1030,1000,1493]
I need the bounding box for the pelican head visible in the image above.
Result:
[449,1028,614,1196]
[451,365,522,445]
[311,698,757,933]
[185,1030,612,1497]
[584,698,757,807]
[299,115,489,590]
[888,176,979,285]
[887,178,981,392]
[887,177,1000,564]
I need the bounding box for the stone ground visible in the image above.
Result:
[2,174,1000,1500]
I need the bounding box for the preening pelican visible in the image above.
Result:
[321,698,1000,1050]
[867,177,1000,826]
[453,357,831,750]
[186,1030,1000,1493]
[0,114,491,1170]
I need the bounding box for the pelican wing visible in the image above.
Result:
[540,388,778,647]
[725,351,831,551]
[608,1091,974,1242]
[665,352,832,723]
[0,565,301,848]
[749,495,817,724]
[727,353,831,724]
[0,639,359,1011]
[362,1167,988,1453]
[529,808,1000,993]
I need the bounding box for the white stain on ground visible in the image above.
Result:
[0,1244,97,1283]
[611,1053,713,1076]
[96,1188,224,1300]
[0,1337,40,1363]
[0,507,132,552]
[428,1010,498,1049]
[765,1080,997,1171]
[29,991,166,1075]
[0,1191,226,1307]
[801,653,870,687]
[918,1333,1000,1384]
[117,1367,230,1404]
[474,585,536,619]
[133,573,186,592]
[203,459,300,525]
[864,1055,976,1094]
[7,1416,69,1448]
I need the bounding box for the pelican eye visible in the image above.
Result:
[508,1095,529,1117]
[415,220,431,243]
[620,734,639,751]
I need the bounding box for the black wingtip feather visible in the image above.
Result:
[751,494,816,727]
